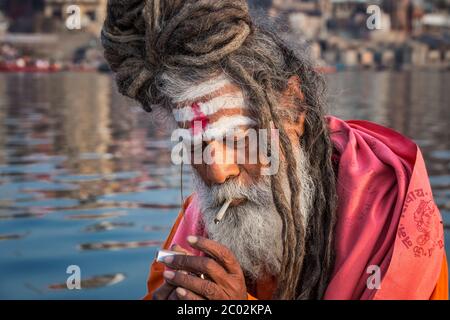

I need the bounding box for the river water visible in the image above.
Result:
[0,71,448,299]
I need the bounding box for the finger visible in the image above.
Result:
[152,282,176,300]
[164,270,222,300]
[187,236,242,275]
[162,254,227,284]
[176,287,205,300]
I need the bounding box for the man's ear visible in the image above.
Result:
[282,75,306,138]
[286,112,306,138]
[282,75,305,103]
[298,112,307,135]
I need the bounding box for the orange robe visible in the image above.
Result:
[145,118,448,300]
[143,196,448,300]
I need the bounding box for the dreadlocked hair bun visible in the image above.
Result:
[101,0,253,111]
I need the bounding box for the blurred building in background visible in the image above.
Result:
[0,0,448,70]
[267,0,450,69]
[0,0,107,66]
[44,0,107,33]
[0,0,44,33]
[382,0,415,32]
[248,0,273,11]
[0,0,106,34]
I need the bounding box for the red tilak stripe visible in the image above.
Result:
[190,102,209,135]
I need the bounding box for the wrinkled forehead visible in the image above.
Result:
[170,74,255,142]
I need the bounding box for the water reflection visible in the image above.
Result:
[0,71,448,299]
[0,232,29,241]
[0,211,46,220]
[65,211,127,220]
[0,73,184,298]
[78,240,163,251]
[48,273,126,290]
[84,221,134,233]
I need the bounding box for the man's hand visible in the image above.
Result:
[161,236,247,300]
[152,244,190,300]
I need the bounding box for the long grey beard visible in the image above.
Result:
[193,145,315,281]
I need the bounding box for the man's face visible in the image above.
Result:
[172,74,269,202]
[168,73,307,279]
[171,74,303,203]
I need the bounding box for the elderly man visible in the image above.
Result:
[101,0,447,300]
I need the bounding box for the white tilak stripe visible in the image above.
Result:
[172,74,231,103]
[172,93,246,122]
[204,116,256,141]
[177,116,256,144]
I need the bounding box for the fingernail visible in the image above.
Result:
[187,236,198,244]
[176,287,186,296]
[163,270,175,279]
[163,255,174,264]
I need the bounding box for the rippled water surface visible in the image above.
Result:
[0,71,448,299]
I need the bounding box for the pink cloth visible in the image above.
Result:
[170,116,445,299]
[326,117,444,299]
[169,194,206,257]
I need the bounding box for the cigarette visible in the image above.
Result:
[214,199,232,225]
[155,249,185,262]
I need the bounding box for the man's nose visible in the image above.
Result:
[205,141,240,185]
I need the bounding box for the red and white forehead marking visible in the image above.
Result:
[172,74,256,144]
